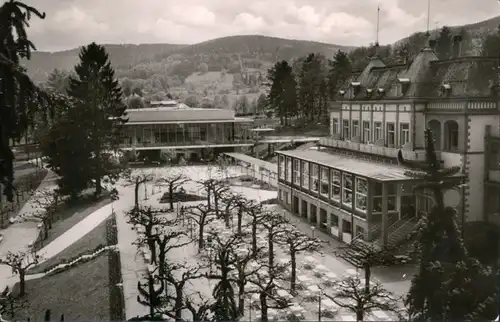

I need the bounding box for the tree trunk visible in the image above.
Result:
[363,262,370,295]
[356,308,364,322]
[214,194,219,218]
[148,239,157,264]
[224,204,231,228]
[198,224,204,251]
[175,289,183,321]
[169,185,174,210]
[268,237,274,268]
[259,292,268,322]
[251,222,257,255]
[134,182,140,208]
[95,175,102,196]
[19,271,26,296]
[238,279,245,316]
[237,208,243,235]
[290,249,297,292]
[207,190,211,209]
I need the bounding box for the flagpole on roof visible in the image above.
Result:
[426,0,431,36]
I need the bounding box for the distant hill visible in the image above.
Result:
[23,43,187,82]
[23,35,351,82]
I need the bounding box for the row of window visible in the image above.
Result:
[278,156,397,216]
[332,119,410,147]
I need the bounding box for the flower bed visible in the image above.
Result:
[159,192,206,204]
[107,213,125,321]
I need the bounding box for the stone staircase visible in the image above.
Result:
[338,217,417,268]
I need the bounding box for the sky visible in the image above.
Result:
[12,0,500,52]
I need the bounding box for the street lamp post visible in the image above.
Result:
[311,226,316,238]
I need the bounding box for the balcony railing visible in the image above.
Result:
[318,138,427,161]
[119,139,254,149]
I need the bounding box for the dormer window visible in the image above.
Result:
[377,88,385,95]
[339,89,346,96]
[397,78,410,95]
[439,83,451,96]
[350,82,361,96]
[366,88,373,97]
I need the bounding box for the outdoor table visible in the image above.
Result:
[277,289,293,300]
[371,310,391,320]
[322,298,337,309]
[304,255,316,263]
[345,268,358,276]
[339,314,356,321]
[307,284,321,294]
[315,264,327,271]
[297,275,312,284]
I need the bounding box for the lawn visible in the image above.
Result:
[33,196,111,250]
[11,254,110,321]
[29,216,109,274]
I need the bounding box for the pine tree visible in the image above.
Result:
[435,26,453,59]
[297,53,327,123]
[327,50,352,99]
[399,129,497,320]
[0,1,49,201]
[67,42,127,196]
[267,60,297,126]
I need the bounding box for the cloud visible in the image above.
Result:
[13,0,499,51]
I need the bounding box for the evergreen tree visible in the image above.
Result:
[45,69,70,94]
[327,50,352,99]
[297,53,327,123]
[399,129,497,320]
[67,42,127,196]
[480,24,500,57]
[41,98,92,199]
[435,26,453,59]
[0,1,49,201]
[267,60,297,126]
[256,93,268,114]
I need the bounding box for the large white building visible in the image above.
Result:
[276,46,500,258]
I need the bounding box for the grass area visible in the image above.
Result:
[29,217,108,274]
[33,196,111,251]
[9,213,125,321]
[11,254,110,321]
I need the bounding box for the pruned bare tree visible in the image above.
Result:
[276,227,322,292]
[123,171,154,209]
[155,225,190,278]
[0,250,41,296]
[0,286,28,320]
[137,270,165,319]
[247,262,292,322]
[197,177,227,215]
[335,242,407,295]
[205,230,242,321]
[156,173,189,210]
[184,292,212,322]
[260,210,289,268]
[232,246,266,316]
[186,204,216,252]
[328,275,404,322]
[128,206,171,264]
[163,262,204,320]
[244,201,267,255]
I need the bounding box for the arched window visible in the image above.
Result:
[444,120,459,151]
[427,120,441,150]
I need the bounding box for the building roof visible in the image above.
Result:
[125,107,252,124]
[277,149,463,182]
[338,49,498,101]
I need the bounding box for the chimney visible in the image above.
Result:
[452,35,463,58]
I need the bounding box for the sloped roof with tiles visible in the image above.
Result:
[338,48,498,101]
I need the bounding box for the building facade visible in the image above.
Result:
[120,101,254,162]
[277,47,500,250]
